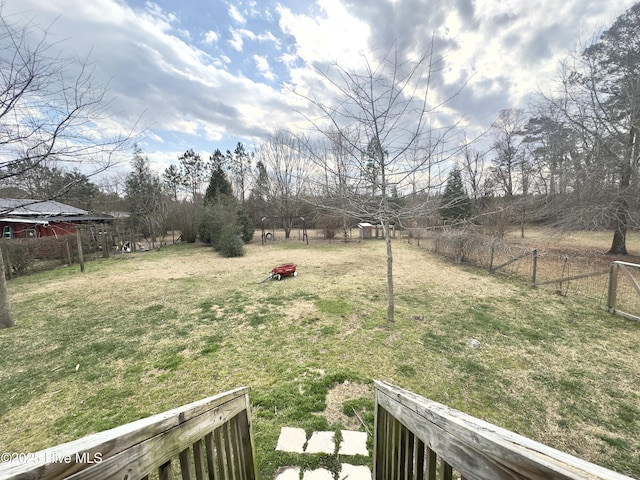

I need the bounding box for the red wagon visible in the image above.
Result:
[259,263,297,283]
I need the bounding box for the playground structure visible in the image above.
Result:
[260,216,308,245]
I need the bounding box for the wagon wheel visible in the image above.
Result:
[276,274,282,280]
[293,271,298,277]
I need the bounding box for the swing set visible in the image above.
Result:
[260,216,308,245]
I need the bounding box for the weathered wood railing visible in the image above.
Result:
[374,381,633,480]
[607,261,640,322]
[0,387,256,480]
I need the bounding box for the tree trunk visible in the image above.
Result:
[0,247,14,329]
[608,129,634,255]
[384,219,395,323]
[608,202,628,255]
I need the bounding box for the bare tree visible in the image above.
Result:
[0,6,136,328]
[296,44,465,323]
[551,4,640,254]
[490,109,528,197]
[461,144,487,201]
[254,129,310,238]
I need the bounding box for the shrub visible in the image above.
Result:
[237,209,255,243]
[198,197,247,257]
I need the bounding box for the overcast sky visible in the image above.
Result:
[2,0,636,174]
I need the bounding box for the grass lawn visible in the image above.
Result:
[0,237,639,478]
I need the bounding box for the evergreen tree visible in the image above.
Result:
[198,149,252,256]
[439,168,472,224]
[204,149,233,203]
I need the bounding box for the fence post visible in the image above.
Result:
[531,249,538,285]
[76,227,85,273]
[607,262,618,313]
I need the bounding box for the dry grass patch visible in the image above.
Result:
[323,382,373,430]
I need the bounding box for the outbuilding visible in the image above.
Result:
[0,199,113,239]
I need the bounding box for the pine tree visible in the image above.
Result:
[439,168,472,224]
[204,149,233,203]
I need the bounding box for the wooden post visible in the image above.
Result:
[3,246,13,281]
[64,240,72,265]
[488,243,495,272]
[76,227,85,273]
[102,225,109,259]
[531,249,538,285]
[607,262,618,313]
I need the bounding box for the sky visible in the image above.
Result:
[2,0,636,177]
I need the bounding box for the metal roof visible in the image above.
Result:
[0,217,49,225]
[0,199,89,217]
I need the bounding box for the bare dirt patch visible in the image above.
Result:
[323,381,373,430]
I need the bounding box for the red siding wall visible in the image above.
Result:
[0,221,77,239]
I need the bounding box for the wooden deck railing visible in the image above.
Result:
[0,387,257,480]
[374,380,634,480]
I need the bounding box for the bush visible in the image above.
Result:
[237,209,255,243]
[174,201,198,243]
[216,228,245,257]
[198,197,247,257]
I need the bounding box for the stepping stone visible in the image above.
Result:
[339,463,372,480]
[274,467,300,480]
[276,427,306,453]
[303,468,334,479]
[305,431,335,454]
[339,430,368,456]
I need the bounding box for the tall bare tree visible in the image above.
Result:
[554,3,640,254]
[0,10,134,204]
[296,44,464,323]
[460,144,487,201]
[254,129,310,238]
[0,7,135,327]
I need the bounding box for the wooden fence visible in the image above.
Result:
[0,387,257,480]
[374,380,633,480]
[607,261,640,322]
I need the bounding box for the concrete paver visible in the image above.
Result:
[276,427,306,453]
[274,426,372,479]
[339,463,372,480]
[338,430,369,456]
[304,431,335,454]
[302,468,334,479]
[274,467,300,479]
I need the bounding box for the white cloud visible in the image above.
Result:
[228,4,246,24]
[203,30,219,44]
[229,28,248,51]
[253,55,276,81]
[228,27,279,52]
[277,0,371,66]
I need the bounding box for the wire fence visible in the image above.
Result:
[405,229,638,314]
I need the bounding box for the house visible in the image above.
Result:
[0,198,114,239]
